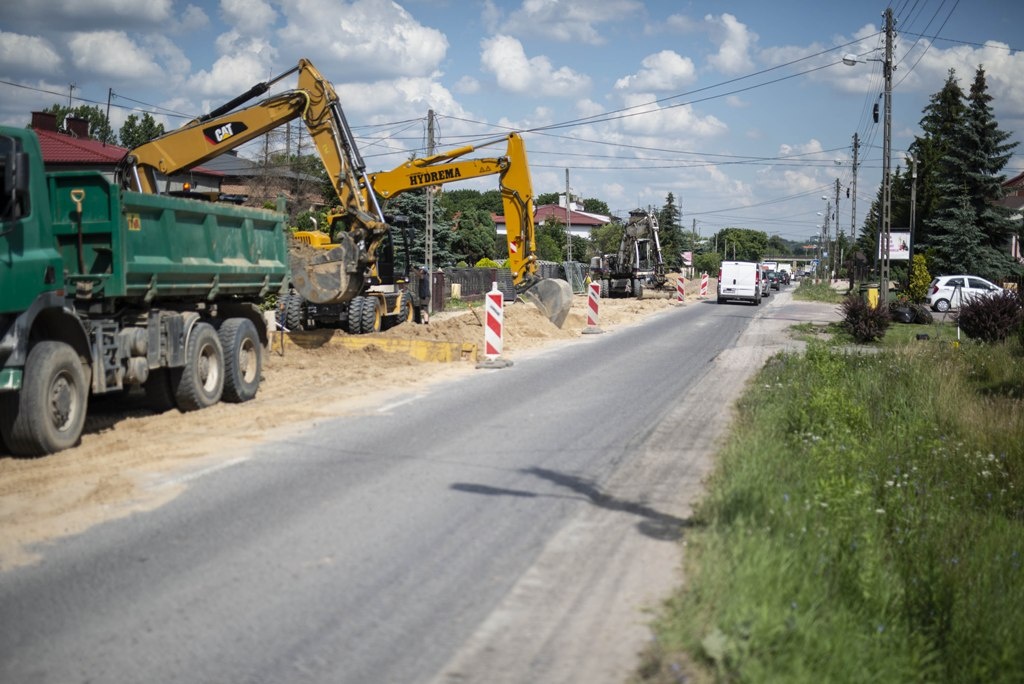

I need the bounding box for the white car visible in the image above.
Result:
[927,275,1004,312]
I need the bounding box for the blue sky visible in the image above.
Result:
[2,0,1022,244]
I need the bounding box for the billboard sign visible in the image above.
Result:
[879,231,911,260]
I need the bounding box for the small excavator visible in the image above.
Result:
[590,208,668,299]
[366,132,573,327]
[116,59,572,329]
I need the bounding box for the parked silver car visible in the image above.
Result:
[927,275,1004,312]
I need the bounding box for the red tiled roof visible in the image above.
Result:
[34,128,127,165]
[33,127,222,178]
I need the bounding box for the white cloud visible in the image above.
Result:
[68,31,163,82]
[337,77,468,122]
[275,0,447,81]
[454,76,480,94]
[189,50,275,99]
[480,35,590,97]
[496,0,643,45]
[0,32,62,78]
[615,93,727,138]
[221,0,277,37]
[705,13,756,75]
[615,51,697,91]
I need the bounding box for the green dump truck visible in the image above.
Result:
[0,126,289,455]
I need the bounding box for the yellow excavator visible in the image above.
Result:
[116,59,572,329]
[366,132,573,327]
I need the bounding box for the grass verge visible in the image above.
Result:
[639,338,1024,683]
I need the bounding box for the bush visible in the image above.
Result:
[956,290,1024,343]
[841,295,891,342]
[475,257,501,268]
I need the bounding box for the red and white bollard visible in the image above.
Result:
[583,281,603,334]
[477,282,513,368]
[699,272,709,298]
[675,275,686,303]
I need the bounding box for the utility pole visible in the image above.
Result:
[908,152,917,267]
[833,177,841,280]
[851,132,859,251]
[425,109,436,311]
[68,83,76,109]
[879,6,894,305]
[692,217,697,279]
[564,169,572,262]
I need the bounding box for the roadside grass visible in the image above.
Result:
[792,279,847,304]
[640,338,1024,683]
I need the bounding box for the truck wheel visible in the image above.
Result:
[633,279,644,300]
[173,323,224,411]
[347,296,366,335]
[143,369,177,412]
[282,293,304,331]
[0,341,89,456]
[219,318,261,403]
[362,297,383,334]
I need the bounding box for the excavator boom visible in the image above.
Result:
[366,133,572,327]
[118,59,388,306]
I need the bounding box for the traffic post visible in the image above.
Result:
[582,281,603,334]
[476,282,513,369]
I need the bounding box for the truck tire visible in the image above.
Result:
[0,341,89,456]
[347,296,366,335]
[173,322,224,411]
[281,293,304,332]
[219,318,261,403]
[633,278,644,300]
[361,296,383,334]
[143,369,177,412]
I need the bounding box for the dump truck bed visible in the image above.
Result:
[46,170,289,302]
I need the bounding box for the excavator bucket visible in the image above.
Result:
[289,233,365,304]
[522,277,574,329]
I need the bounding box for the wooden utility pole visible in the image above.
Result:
[425,109,436,310]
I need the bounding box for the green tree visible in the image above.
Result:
[451,208,497,264]
[657,193,685,269]
[380,190,458,268]
[929,192,1010,279]
[908,69,968,249]
[966,66,1019,255]
[582,197,610,215]
[714,227,768,262]
[535,192,560,206]
[589,222,623,258]
[119,112,165,149]
[42,103,116,143]
[536,217,566,261]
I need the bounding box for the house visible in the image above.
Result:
[998,170,1024,265]
[491,197,612,239]
[30,111,221,194]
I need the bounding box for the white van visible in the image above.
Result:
[718,261,762,305]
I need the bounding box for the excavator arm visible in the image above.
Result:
[117,59,388,305]
[366,133,572,327]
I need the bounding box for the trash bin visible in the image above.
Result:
[858,282,879,308]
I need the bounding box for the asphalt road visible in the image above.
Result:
[0,290,828,684]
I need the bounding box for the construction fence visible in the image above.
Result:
[429,261,589,312]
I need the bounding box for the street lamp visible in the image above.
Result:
[843,7,894,305]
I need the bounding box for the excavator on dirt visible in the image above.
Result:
[366,132,573,327]
[590,208,668,300]
[116,60,572,330]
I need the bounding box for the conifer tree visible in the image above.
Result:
[966,66,1019,254]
